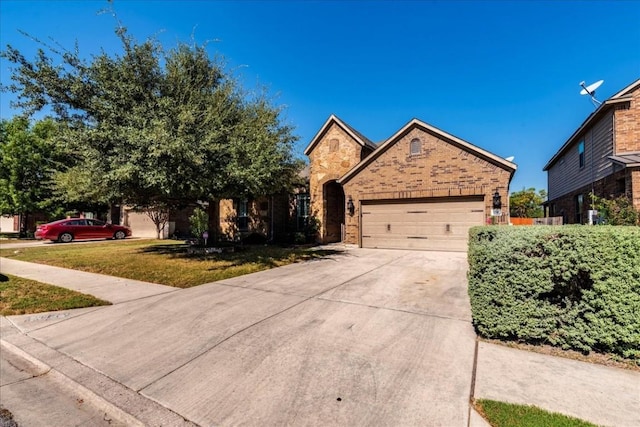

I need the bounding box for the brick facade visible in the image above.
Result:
[218,194,292,241]
[614,88,640,153]
[340,126,512,244]
[305,117,516,245]
[632,169,640,210]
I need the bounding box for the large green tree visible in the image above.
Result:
[509,187,547,218]
[2,23,300,238]
[0,117,61,234]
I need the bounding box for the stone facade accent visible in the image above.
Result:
[307,121,374,242]
[340,127,512,244]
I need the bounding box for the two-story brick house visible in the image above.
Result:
[305,115,517,251]
[544,79,640,224]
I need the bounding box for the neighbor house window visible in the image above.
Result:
[296,193,310,231]
[578,141,585,169]
[410,138,422,155]
[237,199,249,231]
[575,194,584,224]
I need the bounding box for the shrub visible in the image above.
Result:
[468,225,640,360]
[189,207,209,243]
[241,232,268,245]
[590,194,639,226]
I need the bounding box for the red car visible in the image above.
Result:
[35,218,132,243]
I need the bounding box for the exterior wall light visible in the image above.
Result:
[346,196,355,216]
[491,190,503,218]
[492,191,502,210]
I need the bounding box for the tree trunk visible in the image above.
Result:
[207,199,220,242]
[19,212,29,238]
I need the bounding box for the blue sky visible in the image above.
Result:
[1,1,639,194]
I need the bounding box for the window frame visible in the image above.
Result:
[237,199,250,231]
[296,193,310,231]
[578,141,585,169]
[409,138,422,156]
[575,194,584,224]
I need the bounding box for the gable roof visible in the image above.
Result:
[303,114,377,156]
[543,78,640,171]
[337,118,517,185]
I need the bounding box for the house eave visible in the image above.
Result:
[609,152,640,168]
[338,118,517,185]
[544,79,640,171]
[303,114,376,156]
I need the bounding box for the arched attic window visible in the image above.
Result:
[410,138,422,155]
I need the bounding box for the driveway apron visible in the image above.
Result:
[4,248,476,426]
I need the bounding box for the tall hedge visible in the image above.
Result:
[468,226,640,360]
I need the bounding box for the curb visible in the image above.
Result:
[1,339,145,427]
[0,332,197,427]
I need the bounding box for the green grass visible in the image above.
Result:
[475,399,599,427]
[0,273,110,315]
[0,240,339,288]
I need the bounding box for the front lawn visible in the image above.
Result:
[0,240,337,288]
[0,273,110,315]
[474,399,598,427]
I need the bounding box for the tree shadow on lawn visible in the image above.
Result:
[209,248,345,269]
[138,244,345,267]
[137,243,189,256]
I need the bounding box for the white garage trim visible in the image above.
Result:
[360,197,484,251]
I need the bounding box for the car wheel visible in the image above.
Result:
[114,230,126,240]
[58,232,73,243]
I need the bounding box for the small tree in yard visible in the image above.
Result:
[138,205,170,239]
[189,207,208,243]
[510,187,547,218]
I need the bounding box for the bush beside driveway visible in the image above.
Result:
[468,225,640,362]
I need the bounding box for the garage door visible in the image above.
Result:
[361,198,485,251]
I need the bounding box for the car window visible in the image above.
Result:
[66,219,87,226]
[87,219,105,226]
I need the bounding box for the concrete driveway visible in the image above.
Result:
[6,248,476,426]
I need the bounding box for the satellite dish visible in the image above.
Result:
[579,80,604,106]
[579,80,603,95]
[505,156,515,162]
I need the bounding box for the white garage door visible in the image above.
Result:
[361,198,485,251]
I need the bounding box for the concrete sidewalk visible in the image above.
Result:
[474,341,640,427]
[2,253,639,426]
[0,258,177,304]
